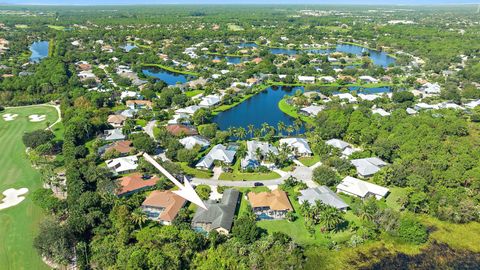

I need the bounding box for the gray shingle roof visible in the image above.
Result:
[192,189,240,232]
[298,186,349,210]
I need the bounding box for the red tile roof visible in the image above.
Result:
[142,190,186,222]
[166,125,198,136]
[117,173,159,195]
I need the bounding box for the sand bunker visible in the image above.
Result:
[0,188,29,210]
[2,113,18,121]
[28,114,46,122]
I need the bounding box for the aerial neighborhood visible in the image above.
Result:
[1,3,479,270]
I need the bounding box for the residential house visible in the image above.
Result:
[406,108,418,115]
[337,176,389,200]
[247,189,293,220]
[300,105,324,116]
[175,105,202,115]
[179,135,210,150]
[359,76,379,84]
[298,76,316,84]
[103,128,126,141]
[241,140,278,170]
[358,93,381,101]
[106,155,139,175]
[166,124,198,136]
[319,76,336,83]
[333,93,357,103]
[126,100,153,110]
[98,140,134,156]
[196,144,236,170]
[168,113,190,125]
[117,172,159,196]
[108,114,127,128]
[191,189,240,234]
[351,157,388,178]
[199,95,221,107]
[279,138,312,156]
[325,138,358,157]
[420,82,441,94]
[298,186,349,211]
[141,190,186,225]
[372,108,391,117]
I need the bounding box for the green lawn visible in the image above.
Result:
[0,105,59,270]
[227,24,244,31]
[178,162,213,178]
[298,155,321,167]
[185,90,203,98]
[257,195,354,246]
[218,158,281,181]
[47,25,66,31]
[278,99,314,125]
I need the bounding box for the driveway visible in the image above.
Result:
[144,120,157,140]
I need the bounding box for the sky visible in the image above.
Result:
[1,0,478,5]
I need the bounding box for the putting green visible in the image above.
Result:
[0,105,59,270]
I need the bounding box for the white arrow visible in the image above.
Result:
[142,153,208,210]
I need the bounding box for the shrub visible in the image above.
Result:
[22,129,55,149]
[396,217,428,244]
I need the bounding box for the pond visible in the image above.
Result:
[347,86,392,94]
[238,42,258,48]
[212,86,306,135]
[268,44,396,67]
[142,67,194,86]
[213,55,247,64]
[29,41,49,63]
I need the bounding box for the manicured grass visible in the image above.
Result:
[218,171,281,181]
[278,99,314,125]
[0,105,59,270]
[142,63,199,76]
[185,90,203,98]
[178,162,212,179]
[298,155,321,167]
[257,194,354,247]
[136,119,147,127]
[15,24,28,29]
[385,187,408,211]
[47,25,65,31]
[227,24,244,31]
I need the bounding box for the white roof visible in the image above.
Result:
[465,99,480,109]
[199,95,221,107]
[421,82,441,94]
[337,176,389,198]
[298,186,349,209]
[358,93,381,101]
[247,140,278,157]
[106,155,138,173]
[406,108,417,115]
[359,76,378,83]
[196,144,236,168]
[168,113,190,125]
[319,76,336,82]
[175,105,201,115]
[179,136,210,150]
[415,102,440,110]
[300,105,324,116]
[120,91,138,99]
[333,93,357,103]
[325,139,351,150]
[279,138,312,155]
[372,108,391,117]
[351,157,387,177]
[298,76,316,82]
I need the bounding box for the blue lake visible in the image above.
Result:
[213,55,246,64]
[29,41,49,63]
[213,85,393,133]
[213,86,306,134]
[268,44,396,67]
[142,67,194,86]
[238,42,258,48]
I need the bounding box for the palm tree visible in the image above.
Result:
[261,122,270,135]
[293,119,303,135]
[227,127,235,137]
[131,208,148,229]
[277,121,286,136]
[253,128,262,138]
[236,127,247,140]
[320,206,344,232]
[255,147,263,161]
[247,124,255,138]
[236,145,248,160]
[286,126,294,136]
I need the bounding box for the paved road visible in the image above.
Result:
[144,120,157,140]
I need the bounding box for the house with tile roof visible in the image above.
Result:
[166,124,198,136]
[98,140,135,157]
[191,189,240,234]
[116,173,159,196]
[247,189,293,220]
[141,190,186,225]
[107,114,127,128]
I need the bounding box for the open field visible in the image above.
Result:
[0,105,59,270]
